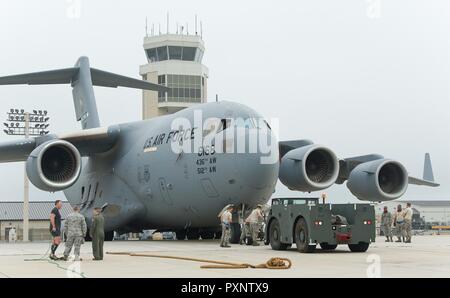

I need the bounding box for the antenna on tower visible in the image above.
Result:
[195,15,198,35]
[200,21,203,38]
[167,12,169,34]
[152,24,155,36]
[186,22,189,35]
[158,23,161,35]
[145,17,148,37]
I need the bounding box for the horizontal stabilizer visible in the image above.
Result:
[0,68,77,85]
[90,68,168,91]
[408,176,439,187]
[0,67,169,92]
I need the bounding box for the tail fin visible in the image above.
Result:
[0,56,168,129]
[423,153,435,182]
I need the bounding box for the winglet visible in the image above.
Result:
[423,153,435,182]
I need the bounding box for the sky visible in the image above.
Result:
[0,0,448,203]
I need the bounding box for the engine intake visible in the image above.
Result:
[26,140,81,192]
[279,145,339,192]
[347,159,408,201]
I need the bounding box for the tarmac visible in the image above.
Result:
[1,235,450,278]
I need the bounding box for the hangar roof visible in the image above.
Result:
[0,201,72,221]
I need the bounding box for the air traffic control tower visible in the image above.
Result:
[140,27,209,119]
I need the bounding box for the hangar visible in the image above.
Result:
[0,201,71,241]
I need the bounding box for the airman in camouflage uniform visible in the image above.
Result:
[381,206,393,242]
[63,206,87,261]
[219,205,234,248]
[246,205,264,246]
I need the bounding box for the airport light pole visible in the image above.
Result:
[3,109,50,242]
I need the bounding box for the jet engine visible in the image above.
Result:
[26,140,82,192]
[347,159,408,201]
[279,145,339,192]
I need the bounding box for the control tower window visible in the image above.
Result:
[195,49,204,63]
[158,75,167,102]
[169,46,183,60]
[182,47,196,61]
[157,46,168,61]
[146,48,157,62]
[167,74,202,103]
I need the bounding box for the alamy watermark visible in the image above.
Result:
[66,0,81,19]
[366,254,381,278]
[142,110,280,165]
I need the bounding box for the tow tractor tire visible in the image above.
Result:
[175,230,186,240]
[348,242,370,252]
[320,243,337,250]
[294,218,316,253]
[229,223,241,244]
[269,219,290,250]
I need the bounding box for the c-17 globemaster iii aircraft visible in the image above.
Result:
[0,57,438,241]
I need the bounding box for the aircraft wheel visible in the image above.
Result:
[186,229,200,240]
[214,231,222,239]
[200,231,215,240]
[348,242,370,252]
[320,243,337,250]
[105,231,114,241]
[245,236,253,245]
[294,218,316,253]
[84,229,92,242]
[229,223,241,244]
[269,219,290,250]
[175,230,186,240]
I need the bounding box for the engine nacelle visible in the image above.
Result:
[279,145,339,192]
[26,140,82,192]
[347,159,408,201]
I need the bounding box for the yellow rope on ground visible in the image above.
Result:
[106,252,291,269]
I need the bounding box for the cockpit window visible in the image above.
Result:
[218,118,232,133]
[235,118,256,129]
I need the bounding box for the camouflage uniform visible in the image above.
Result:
[381,211,393,241]
[239,223,250,244]
[246,208,264,246]
[403,207,413,243]
[63,211,87,260]
[220,210,232,247]
[394,210,406,242]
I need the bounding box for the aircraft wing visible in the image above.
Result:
[0,125,120,163]
[279,140,439,187]
[339,154,439,187]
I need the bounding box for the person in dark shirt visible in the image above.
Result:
[49,200,63,260]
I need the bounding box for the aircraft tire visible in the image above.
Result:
[229,223,241,244]
[175,230,186,240]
